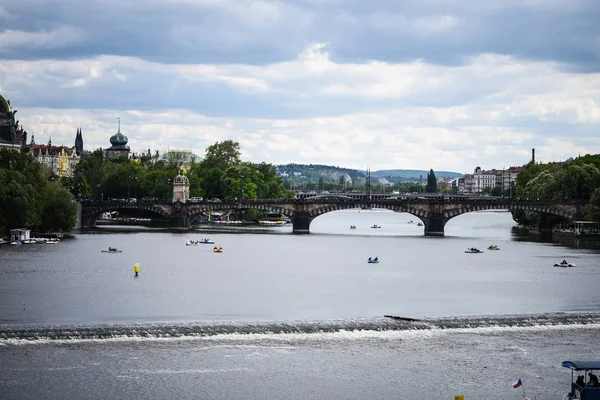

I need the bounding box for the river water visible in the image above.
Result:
[1,210,599,399]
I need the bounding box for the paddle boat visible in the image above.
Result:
[554,259,576,268]
[487,245,500,250]
[101,247,122,253]
[416,222,423,227]
[465,248,484,254]
[186,238,199,246]
[371,225,381,229]
[349,225,356,229]
[562,360,600,399]
[213,246,223,253]
[367,257,379,264]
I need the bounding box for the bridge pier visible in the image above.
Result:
[168,215,191,229]
[424,213,446,236]
[292,211,312,234]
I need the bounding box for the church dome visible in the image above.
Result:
[173,174,189,184]
[110,130,128,146]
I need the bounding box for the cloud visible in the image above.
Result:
[1,0,599,68]
[0,27,85,54]
[2,1,600,173]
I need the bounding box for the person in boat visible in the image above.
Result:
[562,259,568,264]
[368,257,372,262]
[576,375,585,389]
[374,257,378,262]
[589,372,599,387]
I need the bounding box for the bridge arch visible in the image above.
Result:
[443,202,576,221]
[309,203,428,220]
[81,204,171,228]
[185,203,295,222]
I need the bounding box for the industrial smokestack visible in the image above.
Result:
[532,148,535,163]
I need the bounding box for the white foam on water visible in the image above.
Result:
[1,322,598,346]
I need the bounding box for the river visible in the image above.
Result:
[1,210,599,399]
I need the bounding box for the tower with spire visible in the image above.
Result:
[75,127,83,155]
[105,118,131,160]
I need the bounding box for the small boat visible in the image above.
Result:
[465,248,483,254]
[349,226,356,229]
[371,225,381,229]
[22,239,37,244]
[186,239,199,246]
[367,257,379,264]
[213,247,223,253]
[416,222,423,227]
[199,239,215,244]
[101,249,122,253]
[487,245,500,250]
[562,360,600,399]
[45,240,60,244]
[554,260,576,267]
[9,241,22,246]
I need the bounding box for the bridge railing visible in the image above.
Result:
[80,198,584,206]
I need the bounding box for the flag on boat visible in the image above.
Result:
[512,379,522,389]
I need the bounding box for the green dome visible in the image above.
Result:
[110,130,128,146]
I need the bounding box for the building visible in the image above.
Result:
[0,93,28,150]
[105,119,130,160]
[172,173,190,203]
[27,129,82,177]
[458,166,522,194]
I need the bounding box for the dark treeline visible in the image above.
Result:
[512,154,600,225]
[0,149,77,235]
[67,140,294,202]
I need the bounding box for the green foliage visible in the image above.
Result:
[0,149,77,234]
[38,182,77,233]
[425,169,437,193]
[511,155,600,226]
[588,187,600,222]
[201,140,241,171]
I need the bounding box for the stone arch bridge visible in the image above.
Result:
[80,196,586,236]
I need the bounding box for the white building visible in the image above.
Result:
[459,166,520,194]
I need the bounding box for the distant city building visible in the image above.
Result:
[105,119,130,160]
[0,93,28,150]
[459,166,521,194]
[27,130,82,177]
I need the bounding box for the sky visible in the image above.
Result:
[1,0,599,173]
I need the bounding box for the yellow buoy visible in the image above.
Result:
[134,263,140,277]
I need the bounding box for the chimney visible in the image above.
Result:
[532,148,535,163]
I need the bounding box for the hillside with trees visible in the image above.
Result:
[275,164,460,191]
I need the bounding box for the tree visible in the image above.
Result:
[318,176,324,191]
[201,140,241,171]
[0,149,77,234]
[425,169,437,193]
[38,182,77,232]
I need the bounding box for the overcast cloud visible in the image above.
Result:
[1,0,599,172]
